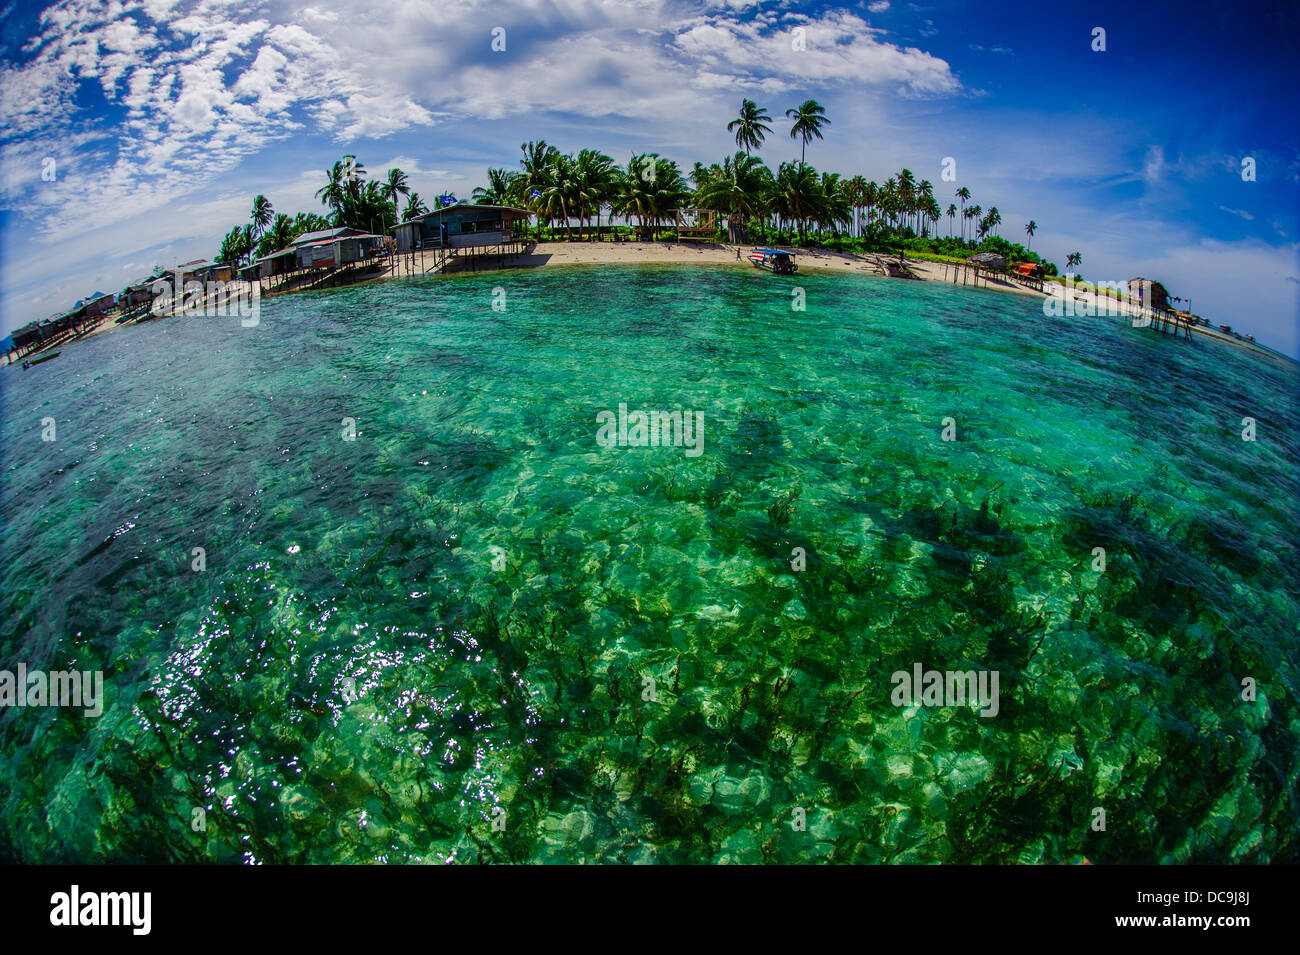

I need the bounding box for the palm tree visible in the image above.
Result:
[217,225,253,266]
[337,179,393,233]
[770,161,823,245]
[1024,220,1037,251]
[383,168,410,227]
[1066,251,1082,279]
[918,179,935,235]
[984,206,1001,237]
[291,211,332,238]
[818,171,852,238]
[256,213,294,258]
[694,152,772,243]
[538,151,579,238]
[342,155,366,192]
[403,192,429,221]
[616,154,690,241]
[617,154,654,239]
[472,167,518,206]
[646,156,692,240]
[844,176,869,237]
[785,99,829,169]
[249,195,273,240]
[924,196,941,238]
[316,160,350,219]
[863,181,879,233]
[574,149,617,239]
[955,186,971,241]
[728,99,773,155]
[897,168,916,234]
[946,203,957,237]
[518,140,560,237]
[878,191,897,233]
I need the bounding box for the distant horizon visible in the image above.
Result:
[2,0,1297,356]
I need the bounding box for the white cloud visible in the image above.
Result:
[1218,205,1255,221]
[4,0,1293,360]
[2,0,958,242]
[674,10,958,96]
[0,0,438,235]
[1135,239,1299,356]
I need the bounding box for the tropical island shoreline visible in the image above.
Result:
[9,238,1289,368]
[8,94,1289,369]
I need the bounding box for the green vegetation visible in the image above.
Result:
[212,155,409,266]
[786,98,830,168]
[206,97,1067,274]
[728,98,773,155]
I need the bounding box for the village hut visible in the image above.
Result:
[392,203,531,253]
[966,252,1007,271]
[1127,277,1170,312]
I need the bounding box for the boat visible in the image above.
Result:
[881,259,918,279]
[29,351,60,365]
[748,248,798,274]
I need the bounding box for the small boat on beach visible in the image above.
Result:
[881,259,918,280]
[29,351,60,365]
[749,248,798,274]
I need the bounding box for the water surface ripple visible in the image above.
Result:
[1,265,1296,863]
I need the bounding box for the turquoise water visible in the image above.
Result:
[1,264,1297,863]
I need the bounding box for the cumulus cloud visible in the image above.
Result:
[0,0,968,332]
[674,10,958,96]
[0,0,963,253]
[0,0,437,231]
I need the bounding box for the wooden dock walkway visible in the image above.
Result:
[392,239,533,278]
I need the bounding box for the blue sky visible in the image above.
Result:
[2,0,1297,355]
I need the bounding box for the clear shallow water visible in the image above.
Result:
[1,264,1297,863]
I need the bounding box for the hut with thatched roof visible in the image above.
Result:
[967,252,1007,271]
[1127,278,1170,312]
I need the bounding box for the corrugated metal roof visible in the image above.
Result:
[294,227,358,245]
[398,203,530,225]
[298,233,383,247]
[254,247,298,262]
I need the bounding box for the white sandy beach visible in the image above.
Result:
[392,239,1046,298]
[9,241,1288,365]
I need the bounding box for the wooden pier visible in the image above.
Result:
[392,238,533,278]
